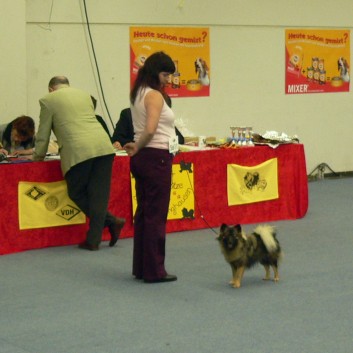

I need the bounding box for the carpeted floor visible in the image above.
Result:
[1,178,353,353]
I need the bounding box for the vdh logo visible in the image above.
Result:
[25,186,46,201]
[56,205,82,221]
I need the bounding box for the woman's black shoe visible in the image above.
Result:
[144,274,177,283]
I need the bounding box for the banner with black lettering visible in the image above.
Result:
[227,158,279,206]
[286,29,350,94]
[130,26,210,98]
[18,181,86,230]
[131,162,195,220]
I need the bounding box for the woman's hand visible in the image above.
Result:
[12,149,34,156]
[113,141,123,150]
[0,148,8,156]
[124,142,139,157]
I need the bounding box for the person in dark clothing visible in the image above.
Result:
[91,96,112,140]
[112,106,184,150]
[112,108,134,149]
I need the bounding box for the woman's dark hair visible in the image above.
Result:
[1,115,35,150]
[130,52,175,104]
[12,115,35,140]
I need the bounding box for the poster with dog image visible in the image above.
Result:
[285,29,350,94]
[130,26,210,98]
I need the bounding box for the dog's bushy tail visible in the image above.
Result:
[253,225,278,253]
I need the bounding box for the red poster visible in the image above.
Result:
[130,26,210,98]
[285,29,350,94]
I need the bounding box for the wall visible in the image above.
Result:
[0,0,27,118]
[6,0,353,173]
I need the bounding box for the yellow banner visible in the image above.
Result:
[18,181,86,230]
[227,158,278,206]
[131,163,195,220]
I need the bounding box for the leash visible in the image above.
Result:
[182,159,218,236]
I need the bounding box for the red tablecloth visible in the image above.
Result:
[0,144,308,255]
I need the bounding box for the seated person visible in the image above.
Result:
[112,106,184,150]
[112,108,134,150]
[175,126,185,145]
[0,115,35,156]
[163,95,184,145]
[91,95,112,140]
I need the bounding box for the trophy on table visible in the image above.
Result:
[229,126,255,147]
[246,127,254,146]
[237,127,246,145]
[229,126,238,146]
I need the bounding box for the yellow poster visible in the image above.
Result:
[131,163,195,220]
[285,29,350,94]
[18,181,86,230]
[130,26,210,98]
[227,158,278,206]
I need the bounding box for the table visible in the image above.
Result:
[0,144,308,255]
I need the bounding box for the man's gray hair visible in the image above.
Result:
[48,76,70,89]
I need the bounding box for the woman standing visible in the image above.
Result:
[124,52,178,283]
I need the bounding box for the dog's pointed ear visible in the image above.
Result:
[220,223,228,232]
[235,224,242,233]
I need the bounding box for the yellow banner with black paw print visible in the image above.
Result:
[227,158,278,206]
[18,181,86,230]
[131,163,195,220]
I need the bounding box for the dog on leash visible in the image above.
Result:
[217,223,282,288]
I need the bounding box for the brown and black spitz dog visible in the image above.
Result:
[217,223,282,288]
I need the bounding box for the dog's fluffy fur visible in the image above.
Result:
[217,224,282,288]
[338,57,350,82]
[194,58,210,86]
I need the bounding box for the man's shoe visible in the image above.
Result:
[78,241,99,251]
[144,274,177,283]
[108,217,126,247]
